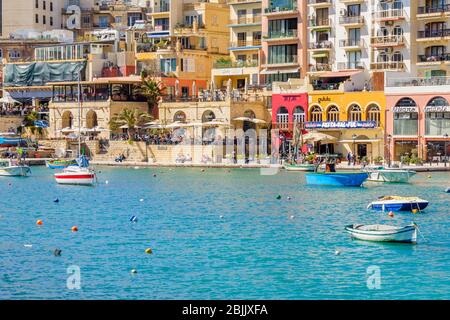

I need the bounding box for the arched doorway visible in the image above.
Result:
[173,111,187,123]
[276,106,289,130]
[243,109,256,132]
[61,111,73,129]
[86,110,98,129]
[202,110,216,143]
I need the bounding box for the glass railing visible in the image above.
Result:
[265,2,298,14]
[370,62,405,70]
[386,76,450,87]
[337,61,364,70]
[265,29,298,39]
[308,18,331,27]
[339,39,364,47]
[417,5,450,14]
[213,60,259,69]
[307,0,332,5]
[308,41,332,49]
[418,29,450,38]
[339,16,364,24]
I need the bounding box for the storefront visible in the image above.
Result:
[306,91,386,162]
[386,93,450,162]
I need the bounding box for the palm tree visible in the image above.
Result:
[140,70,165,115]
[109,109,153,141]
[23,111,43,137]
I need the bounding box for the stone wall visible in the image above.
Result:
[0,116,23,132]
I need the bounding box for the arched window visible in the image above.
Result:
[392,51,403,62]
[293,106,305,124]
[425,97,450,136]
[348,104,362,121]
[377,52,388,63]
[202,110,215,122]
[393,26,403,36]
[86,110,98,129]
[393,98,418,135]
[174,111,187,122]
[377,27,388,37]
[61,111,73,129]
[327,105,340,122]
[276,106,289,129]
[310,105,322,122]
[366,104,381,126]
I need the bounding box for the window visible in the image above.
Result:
[43,1,46,10]
[327,105,340,122]
[276,107,289,129]
[348,104,362,121]
[160,58,176,73]
[347,51,362,69]
[50,2,53,11]
[310,106,322,122]
[425,97,450,136]
[367,104,380,126]
[50,17,53,26]
[347,4,361,16]
[393,98,418,135]
[35,14,39,24]
[268,44,297,64]
[43,15,46,25]
[35,0,38,9]
[293,106,305,124]
[99,16,109,28]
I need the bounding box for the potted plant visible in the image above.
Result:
[258,154,271,164]
[374,156,383,166]
[236,154,245,165]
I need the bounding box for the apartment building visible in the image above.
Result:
[211,0,263,89]
[1,0,65,38]
[261,0,307,84]
[136,0,230,85]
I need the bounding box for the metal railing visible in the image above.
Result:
[372,8,405,20]
[264,29,298,39]
[386,76,450,87]
[230,16,262,25]
[418,29,450,38]
[370,35,405,46]
[417,4,450,14]
[307,0,332,5]
[229,40,261,47]
[339,16,364,24]
[337,61,364,70]
[308,18,331,27]
[418,54,450,62]
[339,39,364,47]
[370,61,405,70]
[309,63,332,72]
[308,41,332,49]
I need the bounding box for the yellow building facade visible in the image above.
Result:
[306,91,386,162]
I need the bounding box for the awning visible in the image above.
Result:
[317,70,362,78]
[260,67,300,75]
[338,139,382,143]
[233,117,267,124]
[392,106,418,113]
[311,53,329,58]
[424,105,450,112]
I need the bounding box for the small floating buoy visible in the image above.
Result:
[53,249,62,256]
[412,208,418,214]
[287,196,292,200]
[335,250,341,256]
[71,226,78,232]
[53,198,59,203]
[139,198,144,202]
[145,248,153,254]
[219,215,224,219]
[134,166,139,170]
[276,195,282,200]
[388,211,395,218]
[36,219,43,226]
[130,215,138,223]
[105,180,109,184]
[201,169,205,172]
[427,175,432,178]
[131,269,137,274]
[289,215,295,219]
[153,174,157,177]
[24,244,33,248]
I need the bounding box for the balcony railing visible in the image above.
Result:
[264,29,298,39]
[308,18,331,27]
[227,0,262,4]
[370,61,405,71]
[309,63,332,72]
[229,40,262,47]
[339,39,364,47]
[230,16,262,25]
[386,76,450,87]
[372,8,405,20]
[148,4,170,13]
[308,41,332,49]
[339,16,364,24]
[337,61,364,70]
[213,60,259,69]
[417,5,450,14]
[371,35,405,46]
[418,54,450,63]
[312,82,341,90]
[307,0,332,5]
[264,3,298,14]
[418,29,450,38]
[265,55,298,65]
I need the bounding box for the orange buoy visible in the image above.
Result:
[36,219,43,226]
[71,226,78,232]
[412,209,418,214]
[145,248,152,254]
[388,211,395,218]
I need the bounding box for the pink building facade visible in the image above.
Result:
[272,92,308,140]
[386,90,450,163]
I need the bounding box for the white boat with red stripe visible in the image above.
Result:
[54,166,96,185]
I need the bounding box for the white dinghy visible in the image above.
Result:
[345,223,418,243]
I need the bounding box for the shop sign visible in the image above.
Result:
[392,106,418,113]
[424,105,450,113]
[305,121,377,129]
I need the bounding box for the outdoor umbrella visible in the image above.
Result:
[302,132,337,143]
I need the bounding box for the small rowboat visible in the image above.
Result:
[445,187,450,193]
[285,163,316,172]
[367,196,429,212]
[46,159,78,169]
[345,223,418,243]
[305,172,369,187]
[0,159,31,177]
[366,167,416,183]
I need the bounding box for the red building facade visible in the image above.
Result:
[272,93,309,140]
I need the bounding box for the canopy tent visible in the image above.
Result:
[201,120,231,127]
[233,117,267,124]
[119,124,142,129]
[0,91,22,105]
[302,132,337,143]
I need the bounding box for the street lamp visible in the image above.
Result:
[387,134,392,168]
[444,133,449,167]
[352,134,357,164]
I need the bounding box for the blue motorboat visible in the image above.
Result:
[0,135,27,147]
[367,196,429,212]
[445,187,450,193]
[304,154,368,187]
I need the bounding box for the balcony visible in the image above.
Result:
[370,35,405,47]
[262,56,298,68]
[417,5,450,20]
[213,60,259,69]
[307,0,332,7]
[264,3,298,16]
[337,61,364,70]
[308,18,332,29]
[263,29,298,41]
[229,39,262,48]
[372,8,405,21]
[340,0,364,3]
[227,0,262,4]
[308,41,333,50]
[229,16,262,25]
[339,15,365,26]
[417,29,450,40]
[417,53,450,64]
[308,63,332,72]
[370,61,405,71]
[386,76,450,88]
[339,39,364,49]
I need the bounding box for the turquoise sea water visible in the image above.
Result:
[0,166,449,300]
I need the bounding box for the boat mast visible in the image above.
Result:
[77,69,82,157]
